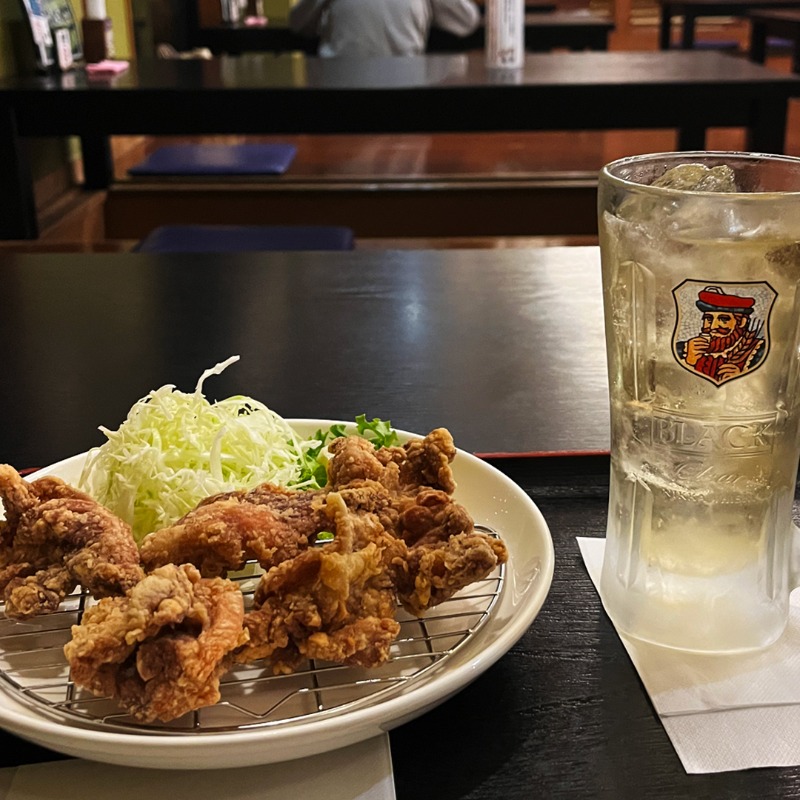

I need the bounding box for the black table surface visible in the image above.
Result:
[2,247,800,796]
[427,11,615,53]
[659,0,800,13]
[748,9,800,73]
[3,50,796,112]
[0,50,796,148]
[0,247,610,470]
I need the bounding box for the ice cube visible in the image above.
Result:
[614,162,739,230]
[651,163,738,192]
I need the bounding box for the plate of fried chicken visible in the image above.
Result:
[0,422,554,770]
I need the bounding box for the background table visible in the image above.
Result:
[749,9,800,73]
[657,0,800,48]
[2,50,798,239]
[196,11,613,55]
[2,247,800,797]
[191,0,560,54]
[426,11,615,53]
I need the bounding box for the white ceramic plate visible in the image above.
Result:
[0,421,554,770]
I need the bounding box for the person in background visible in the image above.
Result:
[288,0,481,57]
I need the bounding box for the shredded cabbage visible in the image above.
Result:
[78,356,322,542]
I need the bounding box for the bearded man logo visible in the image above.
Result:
[673,283,774,386]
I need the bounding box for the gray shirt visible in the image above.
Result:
[289,0,481,57]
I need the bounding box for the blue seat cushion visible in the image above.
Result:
[133,224,355,253]
[128,143,298,176]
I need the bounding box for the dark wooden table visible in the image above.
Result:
[427,10,615,53]
[2,246,800,796]
[192,21,316,55]
[657,0,800,48]
[2,50,799,240]
[749,9,800,72]
[0,247,609,467]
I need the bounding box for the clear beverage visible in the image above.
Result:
[598,152,800,653]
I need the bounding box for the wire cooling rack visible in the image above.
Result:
[0,525,504,736]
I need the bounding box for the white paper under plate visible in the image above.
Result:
[0,421,554,770]
[0,734,396,800]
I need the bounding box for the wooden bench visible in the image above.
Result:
[748,9,800,72]
[104,173,600,240]
[109,131,603,240]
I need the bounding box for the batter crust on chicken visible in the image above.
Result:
[326,430,508,616]
[327,430,472,544]
[0,465,144,619]
[139,484,328,577]
[235,491,403,673]
[327,427,457,495]
[64,563,248,723]
[394,532,509,616]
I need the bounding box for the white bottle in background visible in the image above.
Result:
[84,0,106,19]
[485,0,525,69]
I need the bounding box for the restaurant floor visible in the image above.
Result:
[9,19,800,253]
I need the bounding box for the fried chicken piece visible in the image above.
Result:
[235,492,402,673]
[0,465,144,619]
[139,484,328,577]
[140,429,462,583]
[64,563,248,723]
[327,427,457,494]
[378,427,458,494]
[326,436,387,487]
[394,532,509,617]
[392,487,475,547]
[327,433,472,547]
[326,430,505,615]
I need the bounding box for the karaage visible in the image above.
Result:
[235,491,402,673]
[3,427,509,722]
[64,563,247,723]
[0,465,143,619]
[139,484,328,577]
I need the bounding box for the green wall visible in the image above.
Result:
[1,2,29,77]
[0,20,17,77]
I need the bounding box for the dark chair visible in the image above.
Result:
[133,224,356,253]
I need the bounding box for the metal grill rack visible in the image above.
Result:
[0,525,504,736]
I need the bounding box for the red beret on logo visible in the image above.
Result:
[696,286,756,314]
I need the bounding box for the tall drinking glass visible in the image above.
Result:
[598,151,800,654]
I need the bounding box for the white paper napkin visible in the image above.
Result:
[579,536,800,774]
[0,734,395,800]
